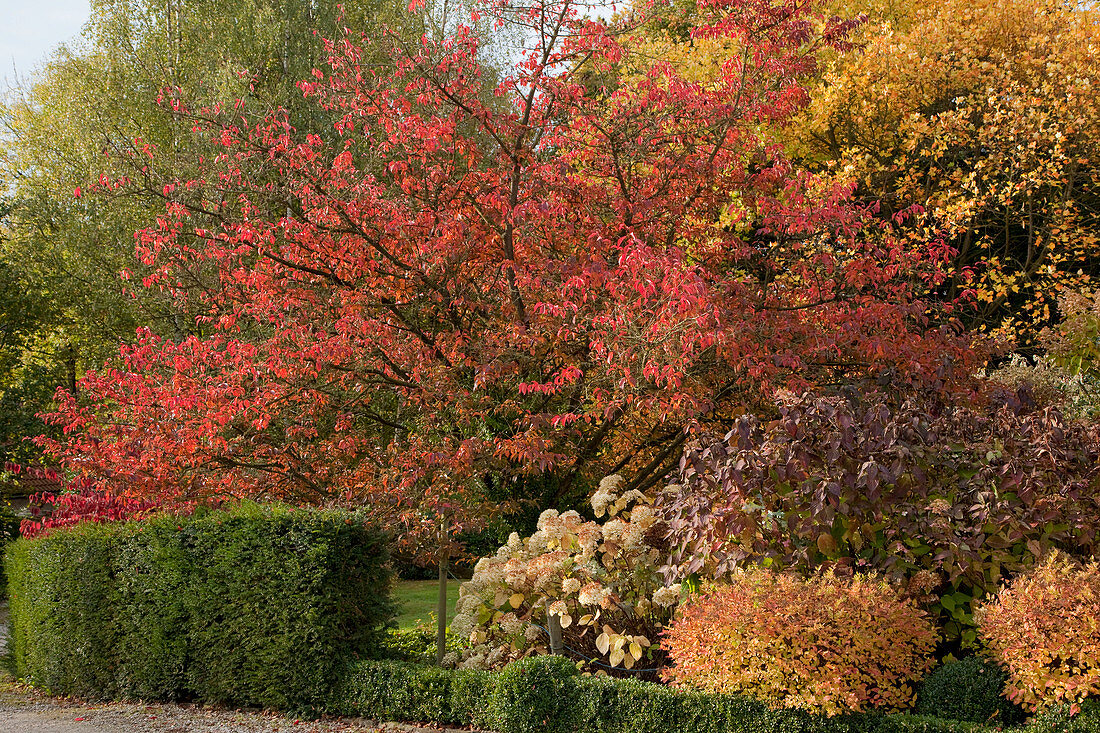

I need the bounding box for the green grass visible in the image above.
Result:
[393,579,459,629]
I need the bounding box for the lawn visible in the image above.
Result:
[393,579,460,629]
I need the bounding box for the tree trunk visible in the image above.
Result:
[436,513,449,665]
[547,601,564,656]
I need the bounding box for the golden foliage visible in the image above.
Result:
[791,0,1100,342]
[979,552,1100,712]
[662,568,938,716]
[625,0,1100,343]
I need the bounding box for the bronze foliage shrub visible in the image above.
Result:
[978,552,1100,713]
[661,568,938,716]
[658,392,1100,650]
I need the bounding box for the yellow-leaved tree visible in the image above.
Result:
[625,0,1100,344]
[790,0,1100,342]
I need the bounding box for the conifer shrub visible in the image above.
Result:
[4,503,395,710]
[661,568,939,716]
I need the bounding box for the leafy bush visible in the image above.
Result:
[0,498,20,594]
[978,552,1100,712]
[1024,700,1100,733]
[915,657,1024,724]
[379,622,465,664]
[329,659,496,727]
[4,503,396,710]
[490,656,582,733]
[333,657,1020,733]
[452,475,679,673]
[0,499,18,544]
[1045,290,1100,394]
[661,568,938,716]
[659,392,1100,649]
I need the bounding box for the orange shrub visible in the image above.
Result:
[978,552,1100,712]
[661,568,938,716]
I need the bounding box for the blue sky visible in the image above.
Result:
[0,0,91,89]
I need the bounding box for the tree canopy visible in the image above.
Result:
[35,0,981,551]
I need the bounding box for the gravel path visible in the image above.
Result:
[0,688,471,733]
[0,604,474,733]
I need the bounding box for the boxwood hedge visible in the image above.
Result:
[329,656,1100,733]
[8,508,1100,733]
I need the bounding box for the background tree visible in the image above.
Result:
[626,0,1100,345]
[0,0,431,464]
[788,0,1100,343]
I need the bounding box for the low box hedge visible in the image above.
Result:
[329,656,1100,733]
[4,503,395,711]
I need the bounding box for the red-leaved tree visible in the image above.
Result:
[40,0,979,551]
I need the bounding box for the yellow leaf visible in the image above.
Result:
[596,632,610,655]
[509,593,524,609]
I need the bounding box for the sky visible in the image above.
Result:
[0,0,91,90]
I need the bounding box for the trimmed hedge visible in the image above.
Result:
[330,658,497,727]
[916,657,1025,725]
[4,503,395,710]
[329,657,1100,733]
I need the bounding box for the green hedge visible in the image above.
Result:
[329,657,1100,733]
[916,657,1025,725]
[4,503,395,711]
[330,658,497,727]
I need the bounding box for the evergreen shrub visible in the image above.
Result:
[4,503,395,710]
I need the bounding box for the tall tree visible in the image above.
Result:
[0,0,430,461]
[787,0,1100,343]
[43,0,978,536]
[624,0,1100,345]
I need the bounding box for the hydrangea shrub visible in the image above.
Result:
[450,475,680,674]
[978,552,1100,713]
[661,568,938,716]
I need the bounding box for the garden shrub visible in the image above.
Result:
[978,552,1100,712]
[915,657,1024,724]
[451,475,679,674]
[659,393,1100,650]
[3,522,123,698]
[379,623,465,664]
[1023,700,1100,733]
[329,658,496,727]
[0,498,21,595]
[4,503,396,710]
[489,655,582,733]
[332,657,1016,733]
[662,568,938,716]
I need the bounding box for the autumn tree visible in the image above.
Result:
[628,0,1100,344]
[789,0,1100,342]
[0,0,434,463]
[40,0,981,556]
